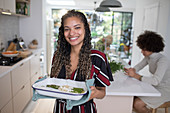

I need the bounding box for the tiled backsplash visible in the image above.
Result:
[0,14,19,51]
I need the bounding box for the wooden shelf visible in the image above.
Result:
[16,0,30,4]
[16,0,30,17]
[12,13,29,17]
[0,11,29,17]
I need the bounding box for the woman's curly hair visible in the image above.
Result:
[50,10,92,81]
[136,30,165,52]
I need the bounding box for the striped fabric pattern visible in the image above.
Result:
[53,49,112,113]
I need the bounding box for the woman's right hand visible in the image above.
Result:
[124,68,136,77]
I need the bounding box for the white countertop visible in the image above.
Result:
[0,48,43,78]
[106,71,161,97]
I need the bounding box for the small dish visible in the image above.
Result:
[2,51,19,57]
[32,78,87,100]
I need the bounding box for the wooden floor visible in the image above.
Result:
[23,99,170,113]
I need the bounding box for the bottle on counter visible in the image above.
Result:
[24,3,28,15]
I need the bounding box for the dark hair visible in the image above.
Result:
[50,10,92,80]
[136,30,165,52]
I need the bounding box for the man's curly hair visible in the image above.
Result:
[136,30,165,52]
[50,10,92,81]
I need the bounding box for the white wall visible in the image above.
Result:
[19,0,47,75]
[19,0,44,48]
[164,3,170,58]
[132,0,170,67]
[131,0,170,76]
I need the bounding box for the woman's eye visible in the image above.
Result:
[75,27,81,29]
[64,29,69,31]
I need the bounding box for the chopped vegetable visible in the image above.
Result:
[46,84,85,94]
[71,87,85,94]
[47,84,60,89]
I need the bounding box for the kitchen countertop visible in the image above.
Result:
[0,48,43,78]
[106,71,161,96]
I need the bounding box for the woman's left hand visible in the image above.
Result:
[88,86,106,101]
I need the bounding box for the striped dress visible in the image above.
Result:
[52,49,113,113]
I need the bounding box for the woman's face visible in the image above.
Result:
[63,16,85,47]
[141,49,153,57]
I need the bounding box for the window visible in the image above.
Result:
[51,9,133,64]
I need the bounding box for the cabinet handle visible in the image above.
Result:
[21,85,25,90]
[35,54,37,56]
[20,63,24,67]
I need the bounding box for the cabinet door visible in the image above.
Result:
[13,81,31,113]
[11,60,30,96]
[0,0,4,9]
[1,100,13,113]
[30,52,41,77]
[30,71,40,97]
[0,72,12,110]
[3,0,15,13]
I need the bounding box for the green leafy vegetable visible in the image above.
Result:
[71,88,85,94]
[109,60,124,73]
[47,84,60,89]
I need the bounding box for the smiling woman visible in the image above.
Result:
[50,10,113,113]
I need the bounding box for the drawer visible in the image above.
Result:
[13,81,31,113]
[1,100,13,113]
[30,53,41,77]
[11,60,30,96]
[0,72,12,110]
[30,71,40,97]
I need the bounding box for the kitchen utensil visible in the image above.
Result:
[6,42,16,51]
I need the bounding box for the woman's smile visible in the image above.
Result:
[69,37,79,41]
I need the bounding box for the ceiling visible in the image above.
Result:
[46,0,136,11]
[46,0,105,10]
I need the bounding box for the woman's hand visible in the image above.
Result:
[124,68,142,81]
[124,68,136,77]
[88,86,106,101]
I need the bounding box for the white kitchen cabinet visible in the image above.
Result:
[0,0,15,13]
[30,71,40,97]
[0,0,3,9]
[1,100,13,113]
[0,49,42,113]
[13,81,31,113]
[11,60,31,113]
[30,52,41,78]
[11,60,30,96]
[30,51,41,97]
[0,72,12,110]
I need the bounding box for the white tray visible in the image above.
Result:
[32,78,87,100]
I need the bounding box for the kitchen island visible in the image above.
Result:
[94,71,161,113]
